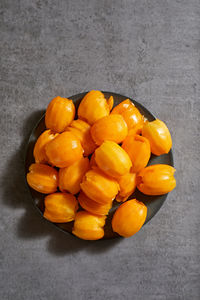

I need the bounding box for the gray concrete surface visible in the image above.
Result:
[0,0,200,299]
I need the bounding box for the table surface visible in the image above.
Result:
[1,1,199,299]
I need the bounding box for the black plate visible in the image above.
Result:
[25,91,174,239]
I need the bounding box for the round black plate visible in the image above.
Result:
[25,91,174,239]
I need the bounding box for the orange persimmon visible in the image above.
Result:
[26,163,58,194]
[33,130,59,164]
[137,164,176,195]
[44,192,78,223]
[80,168,119,204]
[91,114,128,145]
[67,119,96,156]
[45,96,75,133]
[111,99,144,130]
[116,172,136,202]
[59,157,90,194]
[72,211,106,240]
[122,135,151,173]
[78,90,111,125]
[112,199,147,237]
[142,119,172,155]
[45,131,83,168]
[95,141,132,178]
[78,192,112,216]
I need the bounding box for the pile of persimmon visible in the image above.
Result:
[27,90,176,240]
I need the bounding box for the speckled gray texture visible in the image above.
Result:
[0,1,200,299]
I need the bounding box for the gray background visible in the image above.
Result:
[0,0,199,299]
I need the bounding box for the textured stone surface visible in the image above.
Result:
[0,0,200,299]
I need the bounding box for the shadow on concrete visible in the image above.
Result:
[46,229,122,256]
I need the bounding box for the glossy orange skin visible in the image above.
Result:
[33,130,59,164]
[89,152,97,168]
[72,211,106,240]
[95,141,132,178]
[142,119,172,156]
[137,164,176,195]
[45,96,75,133]
[78,90,110,125]
[116,172,136,202]
[78,192,112,216]
[67,119,96,156]
[122,135,151,173]
[44,192,78,223]
[45,131,83,168]
[111,99,144,130]
[59,157,90,194]
[26,163,58,194]
[112,199,147,237]
[80,168,119,204]
[91,114,128,145]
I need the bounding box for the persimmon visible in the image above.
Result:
[91,114,128,145]
[26,163,58,194]
[33,130,58,164]
[112,199,147,237]
[67,119,96,156]
[45,96,75,133]
[122,134,151,173]
[95,141,132,178]
[72,211,106,240]
[80,168,119,204]
[78,191,112,216]
[44,192,78,223]
[111,99,144,130]
[59,157,90,194]
[137,164,176,195]
[78,90,111,125]
[45,131,83,168]
[116,172,136,202]
[142,119,172,155]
